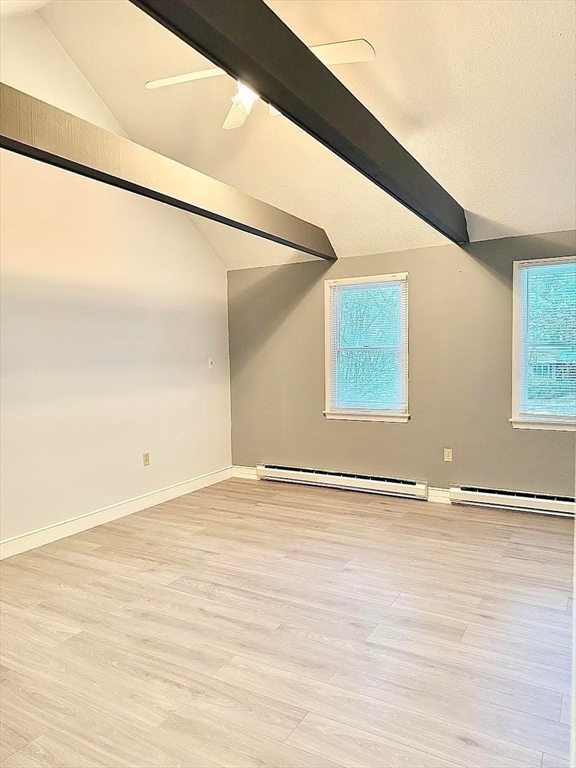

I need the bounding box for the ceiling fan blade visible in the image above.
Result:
[310,39,375,67]
[222,103,248,130]
[145,67,225,90]
[146,39,374,91]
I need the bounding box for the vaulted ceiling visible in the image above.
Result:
[14,1,576,267]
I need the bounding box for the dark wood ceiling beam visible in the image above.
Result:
[0,83,337,261]
[129,0,469,244]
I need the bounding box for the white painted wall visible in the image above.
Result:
[0,13,232,543]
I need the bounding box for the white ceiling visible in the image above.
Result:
[37,0,576,269]
[0,0,51,16]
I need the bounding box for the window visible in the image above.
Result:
[325,273,409,422]
[512,256,576,430]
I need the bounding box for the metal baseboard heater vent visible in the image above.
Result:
[450,485,575,517]
[256,464,428,500]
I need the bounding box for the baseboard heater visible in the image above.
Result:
[256,464,428,500]
[449,485,575,517]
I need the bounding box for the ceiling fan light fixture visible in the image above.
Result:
[233,82,259,114]
[222,82,259,129]
[144,40,375,133]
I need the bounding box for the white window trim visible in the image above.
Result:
[324,272,409,423]
[511,255,576,432]
[323,411,410,423]
[510,419,575,431]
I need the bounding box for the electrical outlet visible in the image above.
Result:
[208,358,214,369]
[142,452,150,467]
[443,448,453,462]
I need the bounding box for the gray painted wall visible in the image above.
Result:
[228,231,576,494]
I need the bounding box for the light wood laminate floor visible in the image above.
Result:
[0,478,573,768]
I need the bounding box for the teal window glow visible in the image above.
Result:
[326,275,408,418]
[515,258,576,425]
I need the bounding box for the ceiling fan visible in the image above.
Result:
[145,39,375,130]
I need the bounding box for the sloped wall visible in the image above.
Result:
[0,13,231,541]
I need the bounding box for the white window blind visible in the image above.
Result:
[513,256,576,429]
[325,274,409,422]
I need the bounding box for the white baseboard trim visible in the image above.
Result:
[0,467,232,560]
[232,466,452,505]
[428,487,452,504]
[232,465,258,479]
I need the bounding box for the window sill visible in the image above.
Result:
[324,411,410,423]
[510,418,576,432]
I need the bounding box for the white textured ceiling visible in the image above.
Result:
[37,0,576,269]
